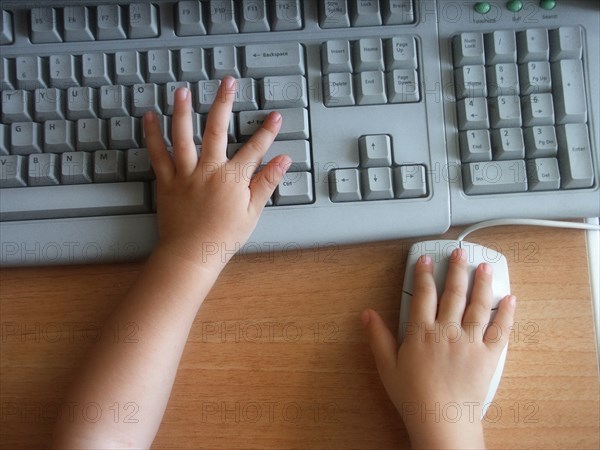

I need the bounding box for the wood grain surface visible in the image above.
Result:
[1,226,599,449]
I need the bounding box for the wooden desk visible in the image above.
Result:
[1,227,599,449]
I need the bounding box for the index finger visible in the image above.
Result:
[200,76,236,164]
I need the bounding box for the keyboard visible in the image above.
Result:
[0,0,598,266]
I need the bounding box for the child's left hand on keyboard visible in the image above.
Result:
[143,76,291,272]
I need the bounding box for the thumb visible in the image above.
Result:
[361,309,398,375]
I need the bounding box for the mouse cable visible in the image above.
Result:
[457,218,600,242]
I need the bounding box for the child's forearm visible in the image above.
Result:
[52,245,222,449]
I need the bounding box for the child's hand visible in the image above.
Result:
[361,249,516,448]
[144,77,291,271]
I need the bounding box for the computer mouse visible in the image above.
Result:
[398,240,511,418]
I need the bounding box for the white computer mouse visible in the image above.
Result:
[398,240,511,418]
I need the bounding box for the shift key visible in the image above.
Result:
[244,43,305,77]
[239,108,309,140]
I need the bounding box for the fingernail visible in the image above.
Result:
[176,87,189,101]
[451,248,466,261]
[271,112,282,123]
[144,111,155,122]
[419,255,432,265]
[507,295,517,307]
[481,263,492,274]
[224,76,235,89]
[279,157,292,172]
[360,310,371,326]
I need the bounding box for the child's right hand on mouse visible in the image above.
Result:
[144,76,291,273]
[361,249,516,449]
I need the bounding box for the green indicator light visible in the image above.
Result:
[539,0,556,10]
[474,2,491,14]
[507,0,523,12]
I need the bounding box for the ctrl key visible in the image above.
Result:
[274,171,313,206]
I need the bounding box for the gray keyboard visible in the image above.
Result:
[0,0,598,265]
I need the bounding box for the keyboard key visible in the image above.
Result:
[486,63,519,97]
[100,85,130,118]
[484,31,517,64]
[329,168,361,202]
[96,5,127,40]
[208,0,239,34]
[211,46,241,78]
[233,78,259,111]
[394,165,427,198]
[244,43,305,77]
[132,83,162,116]
[552,59,587,124]
[456,97,489,130]
[454,65,486,99]
[179,48,209,82]
[16,56,47,90]
[362,167,393,200]
[115,51,145,85]
[0,182,151,220]
[1,10,13,45]
[351,0,382,27]
[459,130,492,162]
[359,134,392,167]
[141,114,172,146]
[127,148,154,181]
[240,0,270,32]
[323,72,355,107]
[527,158,560,191]
[28,153,60,186]
[462,160,527,195]
[82,53,112,87]
[94,149,125,182]
[522,93,554,126]
[272,0,302,31]
[50,55,80,89]
[489,95,522,128]
[387,69,418,103]
[109,116,140,149]
[261,75,307,109]
[0,124,8,155]
[147,49,176,84]
[11,122,42,155]
[128,3,159,38]
[517,29,549,63]
[549,26,582,61]
[0,155,27,187]
[176,1,207,36]
[453,32,484,66]
[385,36,417,70]
[274,171,313,205]
[491,128,524,160]
[262,140,311,171]
[383,0,414,25]
[63,6,94,42]
[196,79,222,113]
[320,0,351,29]
[519,61,551,95]
[355,71,387,105]
[30,8,62,43]
[2,90,33,123]
[321,40,353,74]
[34,88,65,121]
[354,38,384,72]
[66,87,98,120]
[44,120,76,153]
[61,151,93,184]
[524,125,557,158]
[1,57,15,90]
[77,118,107,151]
[239,108,309,140]
[557,123,594,189]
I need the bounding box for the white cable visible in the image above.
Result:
[457,218,600,241]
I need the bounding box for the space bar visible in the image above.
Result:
[0,182,152,221]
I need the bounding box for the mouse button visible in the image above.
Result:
[490,259,511,307]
